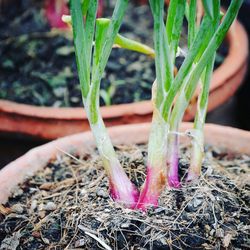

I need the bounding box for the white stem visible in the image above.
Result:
[187,128,204,180]
[148,109,169,170]
[83,96,139,207]
[148,81,169,169]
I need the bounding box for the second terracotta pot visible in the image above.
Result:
[0,18,248,140]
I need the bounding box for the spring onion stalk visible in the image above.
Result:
[136,81,169,209]
[173,1,242,186]
[167,0,242,186]
[137,0,185,209]
[70,0,139,208]
[114,34,155,57]
[187,0,197,48]
[70,0,242,211]
[163,1,243,120]
[166,0,218,187]
[187,1,216,181]
[187,55,215,181]
[137,0,171,209]
[166,0,196,187]
[187,1,222,181]
[138,0,242,209]
[62,15,155,57]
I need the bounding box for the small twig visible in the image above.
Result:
[78,225,98,235]
[212,203,218,228]
[41,192,62,200]
[78,225,112,250]
[88,171,105,188]
[33,214,50,231]
[56,147,85,165]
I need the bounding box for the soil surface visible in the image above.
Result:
[0,144,249,249]
[0,0,49,40]
[0,0,227,108]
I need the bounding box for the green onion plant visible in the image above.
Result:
[69,0,242,210]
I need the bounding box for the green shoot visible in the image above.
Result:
[70,0,139,208]
[70,0,243,211]
[137,0,243,210]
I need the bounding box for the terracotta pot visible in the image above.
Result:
[1,122,250,204]
[0,19,248,140]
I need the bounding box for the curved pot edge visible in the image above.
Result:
[0,122,250,204]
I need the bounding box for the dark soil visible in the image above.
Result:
[0,144,249,249]
[0,0,228,108]
[0,0,49,40]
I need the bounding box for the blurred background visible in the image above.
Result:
[207,0,250,130]
[0,0,249,168]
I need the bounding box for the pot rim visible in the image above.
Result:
[0,122,250,204]
[0,20,248,120]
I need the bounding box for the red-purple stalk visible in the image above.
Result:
[45,0,69,29]
[167,134,181,188]
[46,0,103,29]
[136,101,169,210]
[109,174,139,209]
[103,156,139,208]
[97,0,104,17]
[136,166,166,210]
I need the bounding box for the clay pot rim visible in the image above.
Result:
[0,20,248,120]
[1,122,250,204]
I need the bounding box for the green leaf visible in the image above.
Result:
[90,0,129,124]
[194,1,220,62]
[202,0,214,19]
[187,0,197,48]
[93,18,155,58]
[149,0,173,107]
[92,18,110,81]
[85,0,98,76]
[162,14,211,120]
[114,34,155,56]
[91,0,128,85]
[166,0,185,59]
[162,0,243,120]
[82,0,90,16]
[70,0,89,97]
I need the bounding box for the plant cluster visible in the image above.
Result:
[67,0,242,210]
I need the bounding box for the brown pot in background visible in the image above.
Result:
[0,19,248,140]
[1,122,250,204]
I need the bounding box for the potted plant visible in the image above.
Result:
[0,0,248,140]
[1,122,250,248]
[0,0,249,248]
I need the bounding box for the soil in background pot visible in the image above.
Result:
[0,144,249,249]
[0,0,49,40]
[0,1,228,108]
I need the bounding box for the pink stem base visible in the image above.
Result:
[168,176,181,188]
[110,180,139,209]
[108,162,140,209]
[136,166,166,211]
[167,136,181,188]
[167,159,181,188]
